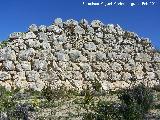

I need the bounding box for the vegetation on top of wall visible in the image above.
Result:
[0,39,9,49]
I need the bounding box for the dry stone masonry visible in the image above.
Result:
[0,18,160,91]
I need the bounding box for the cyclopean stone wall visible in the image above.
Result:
[0,18,160,91]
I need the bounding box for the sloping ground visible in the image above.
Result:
[1,89,159,120]
[27,92,160,120]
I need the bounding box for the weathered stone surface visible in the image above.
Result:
[98,72,108,80]
[32,59,48,71]
[74,25,85,35]
[60,71,72,80]
[14,79,28,89]
[3,60,15,71]
[80,19,88,27]
[29,24,38,32]
[38,32,48,41]
[71,63,80,71]
[92,63,101,71]
[155,70,160,79]
[39,50,54,60]
[24,32,36,39]
[55,51,69,61]
[154,53,160,62]
[57,34,67,44]
[111,72,121,81]
[13,71,26,81]
[122,72,132,81]
[26,71,40,82]
[87,26,94,35]
[0,81,12,91]
[79,63,92,72]
[111,62,123,72]
[65,19,78,27]
[69,50,81,62]
[39,25,47,32]
[54,18,63,27]
[72,71,82,80]
[146,72,155,80]
[19,48,35,61]
[28,80,45,91]
[84,72,96,81]
[41,41,51,49]
[0,71,11,81]
[0,47,16,61]
[91,20,104,28]
[53,25,63,34]
[96,51,106,61]
[0,18,159,91]
[25,39,35,48]
[84,42,96,51]
[9,32,24,39]
[134,63,144,80]
[101,63,110,72]
[106,24,117,34]
[16,61,31,71]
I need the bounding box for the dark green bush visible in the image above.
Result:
[41,84,77,102]
[95,101,123,120]
[0,40,9,49]
[82,83,154,120]
[118,83,154,119]
[0,86,16,112]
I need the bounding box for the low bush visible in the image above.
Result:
[82,83,154,120]
[118,83,154,119]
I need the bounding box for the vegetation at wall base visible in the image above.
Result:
[0,82,158,119]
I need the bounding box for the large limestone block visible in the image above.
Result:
[0,81,12,91]
[9,32,24,39]
[69,50,81,62]
[0,47,16,61]
[29,24,38,32]
[96,51,106,61]
[55,51,69,61]
[84,42,96,51]
[54,18,63,27]
[16,61,31,71]
[32,59,48,71]
[111,72,121,81]
[26,71,40,82]
[3,60,15,71]
[19,48,35,61]
[79,63,92,72]
[83,72,96,81]
[24,32,36,39]
[0,71,11,81]
[91,20,104,28]
[13,71,26,81]
[134,63,144,80]
[28,80,45,91]
[111,62,123,72]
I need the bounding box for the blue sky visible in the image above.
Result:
[0,0,159,49]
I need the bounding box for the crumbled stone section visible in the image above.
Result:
[0,18,159,91]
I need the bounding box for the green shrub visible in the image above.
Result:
[41,84,75,102]
[118,83,154,119]
[82,83,154,120]
[0,85,16,112]
[0,40,9,49]
[94,101,123,120]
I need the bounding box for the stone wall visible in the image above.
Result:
[0,18,160,91]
